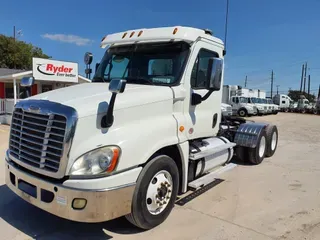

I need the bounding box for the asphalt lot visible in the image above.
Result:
[0,113,320,240]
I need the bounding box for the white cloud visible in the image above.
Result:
[41,33,93,46]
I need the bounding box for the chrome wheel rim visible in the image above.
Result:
[146,170,173,215]
[259,136,266,158]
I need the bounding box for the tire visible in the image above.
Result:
[125,155,179,230]
[284,108,289,113]
[301,109,306,114]
[247,130,267,165]
[265,125,278,157]
[238,108,248,117]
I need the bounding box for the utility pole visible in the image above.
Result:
[318,84,320,99]
[271,70,274,98]
[13,26,16,69]
[276,85,280,95]
[300,64,304,92]
[303,62,307,93]
[244,75,247,87]
[308,75,310,95]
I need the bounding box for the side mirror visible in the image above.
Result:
[109,79,126,94]
[206,58,223,91]
[102,79,127,128]
[20,77,35,87]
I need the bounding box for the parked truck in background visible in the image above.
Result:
[4,26,279,230]
[266,98,279,114]
[248,97,267,116]
[221,103,232,117]
[273,94,293,112]
[222,85,258,117]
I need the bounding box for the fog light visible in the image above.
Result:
[72,198,87,210]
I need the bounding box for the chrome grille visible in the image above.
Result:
[9,108,67,173]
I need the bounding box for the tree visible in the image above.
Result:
[288,90,316,102]
[0,34,51,70]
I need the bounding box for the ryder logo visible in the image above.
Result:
[33,58,78,83]
[37,63,75,78]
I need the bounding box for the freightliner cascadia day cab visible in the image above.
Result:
[5,26,279,230]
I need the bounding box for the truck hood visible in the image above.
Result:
[28,83,174,118]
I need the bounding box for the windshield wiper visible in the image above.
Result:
[126,77,155,85]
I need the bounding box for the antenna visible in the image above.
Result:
[223,0,229,56]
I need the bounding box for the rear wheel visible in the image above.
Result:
[265,125,278,157]
[125,155,179,230]
[247,131,267,165]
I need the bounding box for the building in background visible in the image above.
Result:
[0,58,90,124]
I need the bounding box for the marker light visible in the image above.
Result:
[130,31,135,38]
[138,30,143,37]
[122,32,127,39]
[101,35,107,42]
[173,28,178,35]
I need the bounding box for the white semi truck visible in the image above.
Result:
[222,85,258,117]
[5,26,279,230]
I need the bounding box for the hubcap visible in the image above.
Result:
[271,131,277,151]
[259,136,266,158]
[240,110,245,116]
[146,170,173,215]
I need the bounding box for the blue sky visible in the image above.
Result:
[1,0,320,96]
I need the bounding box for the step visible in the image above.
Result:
[188,163,237,190]
[189,142,236,161]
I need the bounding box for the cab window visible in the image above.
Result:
[191,49,219,89]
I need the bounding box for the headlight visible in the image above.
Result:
[257,106,263,110]
[247,106,253,110]
[69,146,120,176]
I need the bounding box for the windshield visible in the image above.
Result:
[250,97,258,103]
[239,97,248,103]
[92,41,190,85]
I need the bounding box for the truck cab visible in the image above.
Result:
[230,96,257,117]
[266,98,279,114]
[248,97,267,116]
[4,26,279,230]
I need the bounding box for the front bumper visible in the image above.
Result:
[5,161,135,223]
[248,108,257,115]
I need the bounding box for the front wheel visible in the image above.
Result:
[125,155,179,230]
[238,108,248,117]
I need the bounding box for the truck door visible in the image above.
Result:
[184,42,223,139]
[231,96,239,114]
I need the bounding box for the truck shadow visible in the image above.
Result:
[0,185,144,239]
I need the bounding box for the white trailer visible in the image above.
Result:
[273,94,294,112]
[5,26,279,230]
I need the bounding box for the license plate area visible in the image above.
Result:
[18,179,37,198]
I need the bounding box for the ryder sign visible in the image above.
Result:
[32,58,78,83]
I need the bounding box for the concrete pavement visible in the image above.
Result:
[0,113,320,240]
